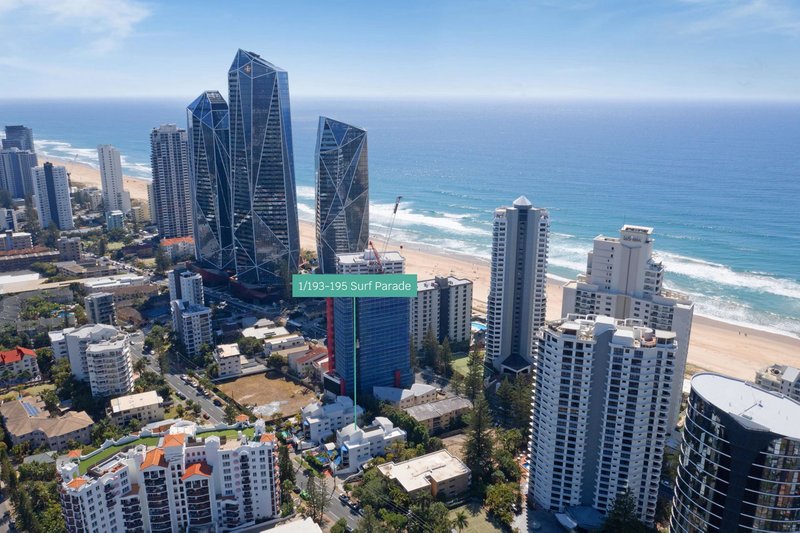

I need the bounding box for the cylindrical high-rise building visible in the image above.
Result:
[671,373,800,532]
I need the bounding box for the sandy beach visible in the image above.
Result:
[51,155,800,380]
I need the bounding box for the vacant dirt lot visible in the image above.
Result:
[218,371,315,419]
[442,433,468,460]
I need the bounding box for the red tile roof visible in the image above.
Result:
[260,433,276,443]
[0,347,36,365]
[141,448,167,469]
[160,236,194,246]
[67,478,88,489]
[181,461,212,480]
[67,449,82,458]
[235,414,249,423]
[296,346,328,365]
[162,433,186,448]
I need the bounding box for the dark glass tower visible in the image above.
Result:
[187,91,234,271]
[228,49,300,290]
[2,125,34,151]
[0,148,37,198]
[315,117,369,274]
[671,373,800,532]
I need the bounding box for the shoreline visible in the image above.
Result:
[48,155,800,380]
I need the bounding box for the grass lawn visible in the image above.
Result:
[139,257,156,267]
[107,241,124,251]
[452,355,470,377]
[450,502,503,532]
[79,427,257,474]
[0,383,55,402]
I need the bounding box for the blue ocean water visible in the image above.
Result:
[1,98,798,336]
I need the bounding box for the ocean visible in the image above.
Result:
[1,98,798,337]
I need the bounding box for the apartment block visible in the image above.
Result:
[411,276,473,350]
[377,449,471,499]
[336,417,406,473]
[109,391,165,427]
[301,395,364,444]
[171,300,213,359]
[755,364,800,402]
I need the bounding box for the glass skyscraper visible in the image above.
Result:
[332,296,413,397]
[187,91,234,271]
[0,148,37,199]
[228,49,300,290]
[315,117,369,274]
[2,125,34,152]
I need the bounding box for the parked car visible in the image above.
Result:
[213,398,222,407]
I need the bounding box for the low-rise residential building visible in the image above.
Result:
[82,274,147,292]
[289,346,327,376]
[57,236,82,261]
[270,517,324,533]
[160,236,195,261]
[0,346,40,383]
[301,395,364,444]
[0,246,59,271]
[58,425,280,533]
[55,259,121,278]
[1,230,33,251]
[373,383,438,409]
[377,449,471,499]
[411,276,473,350]
[312,356,329,382]
[243,319,305,356]
[0,207,17,231]
[0,398,93,451]
[106,210,125,231]
[755,364,800,402]
[336,416,406,473]
[405,397,472,434]
[109,391,165,427]
[214,343,243,378]
[84,291,116,325]
[171,299,213,359]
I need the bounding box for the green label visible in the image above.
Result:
[292,274,417,298]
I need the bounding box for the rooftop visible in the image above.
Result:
[417,276,473,291]
[0,346,36,365]
[373,383,437,403]
[109,391,162,414]
[377,449,470,493]
[0,398,93,440]
[692,373,800,439]
[161,236,194,246]
[216,343,241,358]
[405,397,473,422]
[182,461,212,480]
[336,250,405,265]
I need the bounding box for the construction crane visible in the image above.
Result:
[382,196,402,255]
[368,240,384,273]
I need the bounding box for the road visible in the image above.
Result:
[292,454,360,530]
[129,331,226,424]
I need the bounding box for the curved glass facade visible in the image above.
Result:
[187,91,234,271]
[671,380,800,532]
[315,117,369,274]
[228,49,300,290]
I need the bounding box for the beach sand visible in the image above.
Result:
[52,156,800,380]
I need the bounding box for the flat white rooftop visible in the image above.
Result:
[692,373,800,439]
[110,391,161,414]
[377,449,469,493]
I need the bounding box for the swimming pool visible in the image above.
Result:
[471,322,487,331]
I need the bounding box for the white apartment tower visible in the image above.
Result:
[84,292,116,326]
[97,145,131,214]
[171,300,213,359]
[58,426,280,533]
[528,315,676,524]
[485,196,549,374]
[168,268,204,306]
[561,225,693,427]
[150,124,192,239]
[411,276,473,350]
[335,249,405,274]
[52,324,133,397]
[32,162,74,230]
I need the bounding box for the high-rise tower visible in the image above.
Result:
[315,117,369,274]
[150,125,192,239]
[485,196,549,374]
[2,125,34,151]
[228,49,299,291]
[97,145,131,214]
[187,91,234,271]
[32,162,74,230]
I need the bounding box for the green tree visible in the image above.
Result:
[356,505,380,533]
[154,246,171,274]
[331,517,349,533]
[41,389,60,416]
[422,327,438,368]
[485,482,519,526]
[438,337,453,376]
[133,357,148,374]
[464,392,493,489]
[602,489,649,533]
[278,445,296,484]
[22,194,40,242]
[43,221,60,248]
[96,236,107,256]
[35,347,55,380]
[452,509,469,533]
[305,474,328,524]
[409,340,418,371]
[463,347,484,401]
[223,404,238,424]
[237,336,264,357]
[0,189,12,208]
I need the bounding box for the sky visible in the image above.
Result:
[0,0,799,100]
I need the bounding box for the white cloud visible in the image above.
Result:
[0,0,150,53]
[678,0,800,37]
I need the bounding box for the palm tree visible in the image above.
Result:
[133,358,147,374]
[453,510,469,533]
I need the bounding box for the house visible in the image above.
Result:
[0,398,93,451]
[289,346,327,376]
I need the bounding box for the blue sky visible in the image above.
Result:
[1,0,799,100]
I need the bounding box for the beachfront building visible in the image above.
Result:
[32,162,74,230]
[57,236,82,261]
[485,196,549,374]
[326,250,412,397]
[671,373,800,531]
[528,315,677,524]
[109,391,164,427]
[561,225,694,427]
[0,397,93,452]
[377,449,471,499]
[755,363,800,402]
[187,90,235,272]
[405,397,472,435]
[214,343,243,378]
[3,125,34,151]
[51,323,134,397]
[373,383,438,409]
[97,145,132,214]
[84,292,116,326]
[336,417,406,474]
[171,299,213,359]
[229,49,300,291]
[315,117,369,274]
[168,266,204,305]
[147,181,157,226]
[301,395,364,444]
[150,124,192,239]
[106,209,124,231]
[0,346,40,384]
[0,147,37,198]
[58,427,281,533]
[411,276,473,351]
